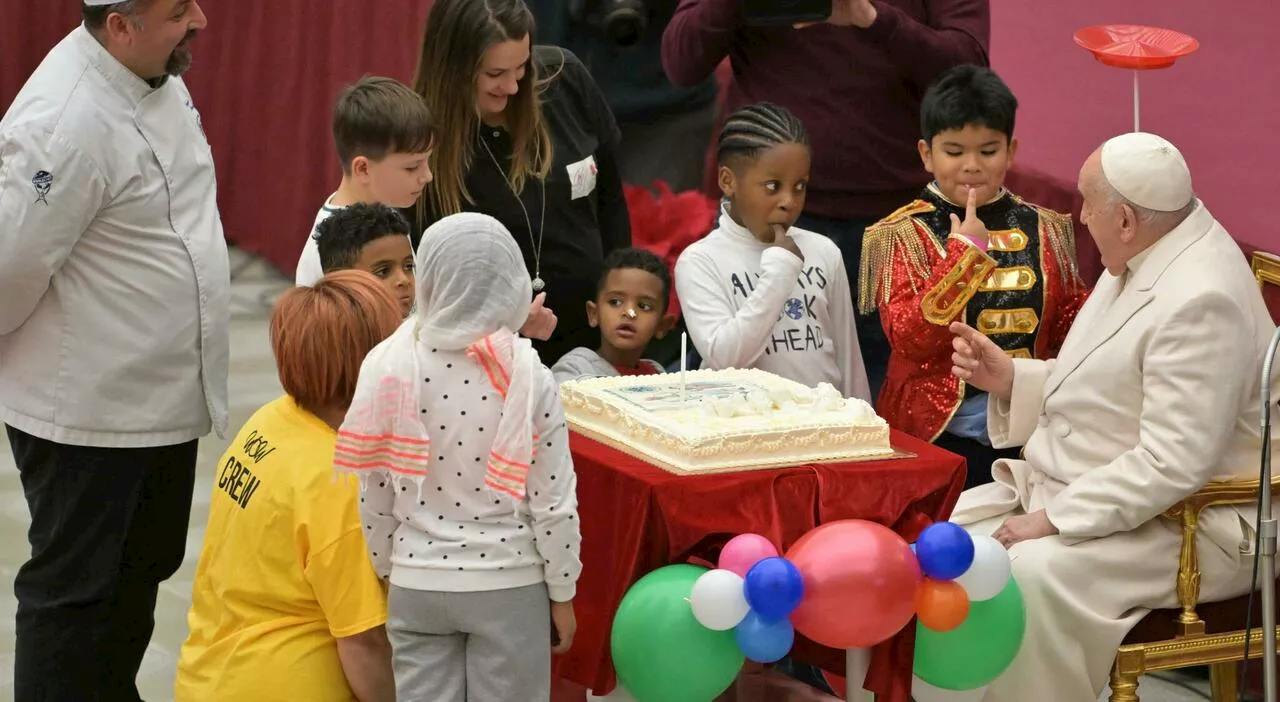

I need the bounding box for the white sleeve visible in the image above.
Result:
[295,232,324,287]
[0,127,105,334]
[357,473,398,579]
[527,367,582,602]
[675,245,803,370]
[827,252,870,401]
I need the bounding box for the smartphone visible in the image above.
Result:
[742,0,833,27]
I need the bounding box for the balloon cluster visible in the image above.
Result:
[689,534,803,663]
[911,522,1026,694]
[609,519,1027,702]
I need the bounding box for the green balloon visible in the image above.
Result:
[611,564,745,702]
[914,576,1026,690]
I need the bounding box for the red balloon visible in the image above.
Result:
[785,519,922,649]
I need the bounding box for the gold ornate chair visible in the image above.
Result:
[1107,251,1280,701]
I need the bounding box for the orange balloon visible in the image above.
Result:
[915,578,971,632]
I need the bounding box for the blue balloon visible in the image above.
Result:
[915,521,976,581]
[910,543,917,553]
[744,557,805,621]
[735,611,795,663]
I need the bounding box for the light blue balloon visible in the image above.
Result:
[735,611,795,663]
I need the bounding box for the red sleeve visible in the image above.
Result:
[1039,209,1090,356]
[861,218,995,362]
[662,0,741,87]
[862,0,990,87]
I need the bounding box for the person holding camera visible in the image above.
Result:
[528,0,718,194]
[663,0,990,401]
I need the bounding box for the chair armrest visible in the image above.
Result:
[1158,477,1279,637]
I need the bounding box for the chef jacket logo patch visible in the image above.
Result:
[31,170,52,205]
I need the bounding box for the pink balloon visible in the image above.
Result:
[786,519,922,649]
[718,534,779,577]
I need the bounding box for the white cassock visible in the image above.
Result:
[951,203,1277,702]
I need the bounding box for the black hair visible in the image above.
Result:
[315,203,413,272]
[82,0,149,31]
[597,248,671,313]
[716,101,809,170]
[920,65,1018,144]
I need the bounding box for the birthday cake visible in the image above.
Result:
[559,369,893,473]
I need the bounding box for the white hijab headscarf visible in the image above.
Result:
[335,213,539,505]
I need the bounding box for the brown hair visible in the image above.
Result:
[412,0,554,219]
[269,270,402,412]
[333,76,435,176]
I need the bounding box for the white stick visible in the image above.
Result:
[680,332,688,404]
[845,648,876,702]
[1133,70,1140,133]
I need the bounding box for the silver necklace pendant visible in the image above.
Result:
[532,276,545,292]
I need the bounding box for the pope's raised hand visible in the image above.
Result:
[949,321,1013,402]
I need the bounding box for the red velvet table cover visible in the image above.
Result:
[552,430,966,701]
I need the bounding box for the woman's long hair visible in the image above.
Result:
[414,0,555,220]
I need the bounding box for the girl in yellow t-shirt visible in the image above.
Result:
[175,271,403,702]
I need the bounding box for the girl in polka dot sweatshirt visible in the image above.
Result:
[336,213,581,699]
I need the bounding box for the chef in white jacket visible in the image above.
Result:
[0,2,227,700]
[947,132,1275,702]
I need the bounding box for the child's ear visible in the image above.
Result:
[585,300,599,328]
[351,156,370,179]
[717,165,736,199]
[654,314,677,340]
[917,139,934,174]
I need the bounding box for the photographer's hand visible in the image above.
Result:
[795,0,877,29]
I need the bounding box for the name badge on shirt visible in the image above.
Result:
[566,154,598,200]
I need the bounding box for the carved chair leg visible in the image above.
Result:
[1209,662,1239,702]
[1108,667,1140,702]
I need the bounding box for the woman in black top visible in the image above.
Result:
[408,0,631,366]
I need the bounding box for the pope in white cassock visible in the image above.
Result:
[948,132,1278,702]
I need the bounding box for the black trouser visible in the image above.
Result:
[7,425,198,702]
[933,431,1024,491]
[794,212,890,401]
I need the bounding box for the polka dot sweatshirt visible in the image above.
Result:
[358,347,582,603]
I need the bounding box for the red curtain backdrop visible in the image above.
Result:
[1,1,433,275]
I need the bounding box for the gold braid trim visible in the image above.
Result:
[920,244,997,326]
[858,200,937,314]
[1035,205,1082,286]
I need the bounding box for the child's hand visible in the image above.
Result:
[550,600,576,655]
[949,186,990,250]
[769,224,803,259]
[520,293,558,340]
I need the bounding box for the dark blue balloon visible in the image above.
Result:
[735,611,795,663]
[915,521,975,581]
[744,557,805,621]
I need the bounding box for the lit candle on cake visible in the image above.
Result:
[680,332,687,404]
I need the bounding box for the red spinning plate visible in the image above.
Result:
[1073,24,1199,70]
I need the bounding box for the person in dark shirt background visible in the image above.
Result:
[528,0,719,194]
[663,0,990,400]
[406,0,631,366]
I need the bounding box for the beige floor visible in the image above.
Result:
[0,250,1219,701]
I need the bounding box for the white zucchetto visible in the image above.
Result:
[1100,132,1194,212]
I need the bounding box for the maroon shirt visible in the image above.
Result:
[662,0,990,220]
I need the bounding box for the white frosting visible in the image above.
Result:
[560,369,892,472]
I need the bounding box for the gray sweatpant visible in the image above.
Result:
[387,583,551,702]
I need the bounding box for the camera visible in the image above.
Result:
[742,0,832,26]
[569,0,648,48]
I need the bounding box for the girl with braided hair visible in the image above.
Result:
[674,102,870,401]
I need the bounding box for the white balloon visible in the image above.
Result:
[912,676,988,702]
[689,569,750,631]
[954,534,1012,601]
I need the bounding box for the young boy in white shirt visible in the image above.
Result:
[674,102,870,401]
[295,76,433,287]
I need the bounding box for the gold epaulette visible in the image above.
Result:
[1033,205,1082,285]
[858,200,936,314]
